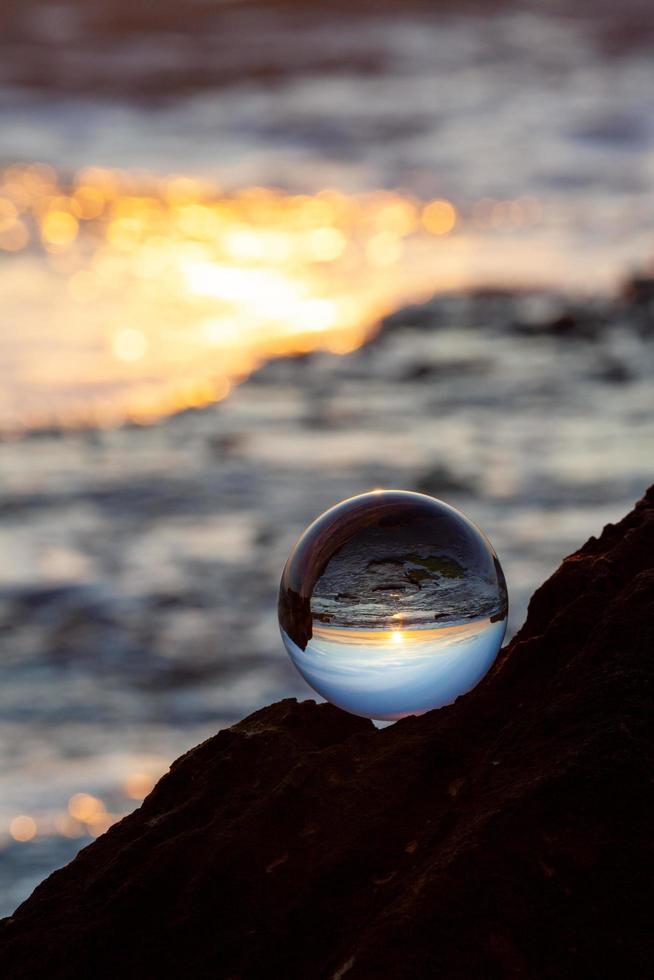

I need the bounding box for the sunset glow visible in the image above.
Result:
[0,164,548,432]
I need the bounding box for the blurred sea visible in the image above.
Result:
[1,0,654,915]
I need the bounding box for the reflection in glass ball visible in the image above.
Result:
[278,490,508,721]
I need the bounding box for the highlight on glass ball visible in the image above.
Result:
[278,490,508,721]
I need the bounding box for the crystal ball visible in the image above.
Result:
[278,490,508,721]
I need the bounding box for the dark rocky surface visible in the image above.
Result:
[1,487,653,979]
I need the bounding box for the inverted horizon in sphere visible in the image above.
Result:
[279,490,508,721]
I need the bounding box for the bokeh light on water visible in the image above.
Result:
[279,491,507,720]
[0,164,461,430]
[0,162,569,433]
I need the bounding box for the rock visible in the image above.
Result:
[512,308,605,340]
[377,301,444,336]
[591,355,633,384]
[1,488,653,979]
[623,274,654,308]
[395,357,488,383]
[622,275,654,335]
[414,463,476,498]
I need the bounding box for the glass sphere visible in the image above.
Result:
[279,490,508,721]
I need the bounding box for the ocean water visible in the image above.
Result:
[2,2,654,429]
[1,0,654,916]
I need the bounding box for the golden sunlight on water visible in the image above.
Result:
[0,163,547,431]
[4,769,165,847]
